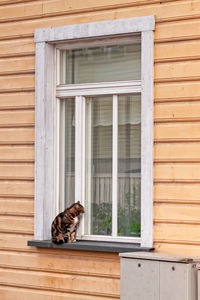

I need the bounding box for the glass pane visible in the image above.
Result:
[60,43,141,84]
[85,96,112,235]
[117,94,141,237]
[61,99,75,208]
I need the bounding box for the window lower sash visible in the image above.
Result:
[65,94,142,241]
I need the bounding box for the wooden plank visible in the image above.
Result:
[154,203,200,223]
[154,143,200,160]
[0,232,33,251]
[0,0,135,4]
[0,38,34,57]
[0,163,34,179]
[0,56,34,74]
[0,145,34,161]
[0,128,34,143]
[0,251,120,277]
[155,18,200,42]
[155,60,200,82]
[44,0,129,14]
[154,242,200,257]
[0,93,34,109]
[155,40,200,62]
[0,215,33,233]
[0,1,43,21]
[0,286,118,300]
[155,101,200,120]
[0,75,34,91]
[0,199,33,215]
[155,122,200,140]
[154,223,200,243]
[0,268,120,297]
[155,81,200,101]
[0,181,34,197]
[154,163,200,180]
[0,0,36,5]
[38,248,120,260]
[154,183,200,201]
[0,110,34,126]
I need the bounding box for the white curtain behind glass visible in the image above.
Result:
[70,95,141,159]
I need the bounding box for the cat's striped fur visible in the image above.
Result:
[51,201,84,244]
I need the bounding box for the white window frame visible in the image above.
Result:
[34,16,155,247]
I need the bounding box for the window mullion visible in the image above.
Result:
[75,96,84,205]
[81,97,86,237]
[85,98,92,236]
[112,95,118,237]
[75,95,86,238]
[58,100,65,212]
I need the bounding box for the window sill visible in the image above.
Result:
[28,240,153,253]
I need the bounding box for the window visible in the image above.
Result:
[34,16,154,247]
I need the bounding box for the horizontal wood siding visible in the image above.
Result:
[1,0,200,298]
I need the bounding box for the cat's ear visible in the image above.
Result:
[77,201,80,204]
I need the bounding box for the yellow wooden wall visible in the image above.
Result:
[0,0,200,298]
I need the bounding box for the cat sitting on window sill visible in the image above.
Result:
[51,201,84,244]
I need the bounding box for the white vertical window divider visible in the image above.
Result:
[112,95,118,237]
[85,98,92,236]
[75,96,84,205]
[81,97,86,237]
[75,95,86,239]
[58,100,65,213]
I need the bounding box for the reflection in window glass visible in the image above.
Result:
[62,99,75,208]
[117,95,141,237]
[60,43,141,84]
[85,96,113,236]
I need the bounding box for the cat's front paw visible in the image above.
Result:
[64,236,68,243]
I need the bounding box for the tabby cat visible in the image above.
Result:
[51,201,85,244]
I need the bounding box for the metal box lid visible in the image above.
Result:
[119,251,200,263]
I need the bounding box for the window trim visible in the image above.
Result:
[34,16,155,247]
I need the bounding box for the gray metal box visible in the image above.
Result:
[120,252,199,300]
[196,264,200,300]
